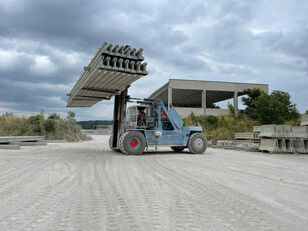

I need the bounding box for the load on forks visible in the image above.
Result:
[109,93,207,155]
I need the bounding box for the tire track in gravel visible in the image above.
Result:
[137,155,223,231]
[146,156,307,231]
[102,156,143,231]
[0,158,51,187]
[0,158,75,220]
[0,174,76,231]
[166,156,308,222]
[115,157,162,231]
[94,155,122,231]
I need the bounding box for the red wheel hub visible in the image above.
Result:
[130,139,138,147]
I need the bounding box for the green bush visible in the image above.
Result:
[44,119,56,133]
[184,114,259,144]
[0,111,89,142]
[28,115,42,134]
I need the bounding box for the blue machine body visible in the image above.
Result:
[126,100,202,147]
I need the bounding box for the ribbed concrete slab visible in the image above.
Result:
[67,42,148,107]
[234,132,254,139]
[0,136,45,143]
[0,144,20,150]
[10,141,47,146]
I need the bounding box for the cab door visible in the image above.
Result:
[159,109,184,145]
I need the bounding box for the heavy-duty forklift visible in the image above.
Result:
[66,42,207,154]
[109,88,207,155]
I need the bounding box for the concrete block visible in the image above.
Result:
[235,143,259,150]
[293,139,306,153]
[277,139,286,152]
[283,125,292,138]
[301,114,308,126]
[260,125,277,138]
[292,126,308,138]
[284,139,294,153]
[216,140,235,148]
[259,139,279,152]
[304,140,308,154]
[276,125,285,137]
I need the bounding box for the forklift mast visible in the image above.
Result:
[112,87,128,149]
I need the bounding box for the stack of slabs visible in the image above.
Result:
[67,42,148,107]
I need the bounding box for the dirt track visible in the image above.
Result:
[0,135,308,231]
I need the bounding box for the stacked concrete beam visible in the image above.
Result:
[67,42,148,107]
[259,125,308,153]
[234,132,260,145]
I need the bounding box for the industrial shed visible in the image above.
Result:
[149,79,269,117]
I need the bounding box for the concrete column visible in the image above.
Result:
[233,91,238,117]
[168,86,172,109]
[202,89,206,115]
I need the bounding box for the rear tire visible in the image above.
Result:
[119,131,146,155]
[187,133,207,154]
[171,146,185,152]
[109,136,121,152]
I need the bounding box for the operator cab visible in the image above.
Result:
[125,105,151,129]
[125,104,174,131]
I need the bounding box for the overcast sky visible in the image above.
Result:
[0,0,307,120]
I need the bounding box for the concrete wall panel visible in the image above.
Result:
[292,126,308,138]
[260,125,277,138]
[259,139,279,152]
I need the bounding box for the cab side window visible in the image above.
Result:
[161,110,174,130]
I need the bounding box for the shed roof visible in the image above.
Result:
[149,79,268,107]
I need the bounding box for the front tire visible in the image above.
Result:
[109,136,121,152]
[187,133,207,154]
[119,131,146,155]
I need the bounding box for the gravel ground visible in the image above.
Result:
[0,135,308,231]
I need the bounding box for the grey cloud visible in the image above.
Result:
[0,0,307,120]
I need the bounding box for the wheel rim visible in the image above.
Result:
[194,138,204,150]
[130,139,138,148]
